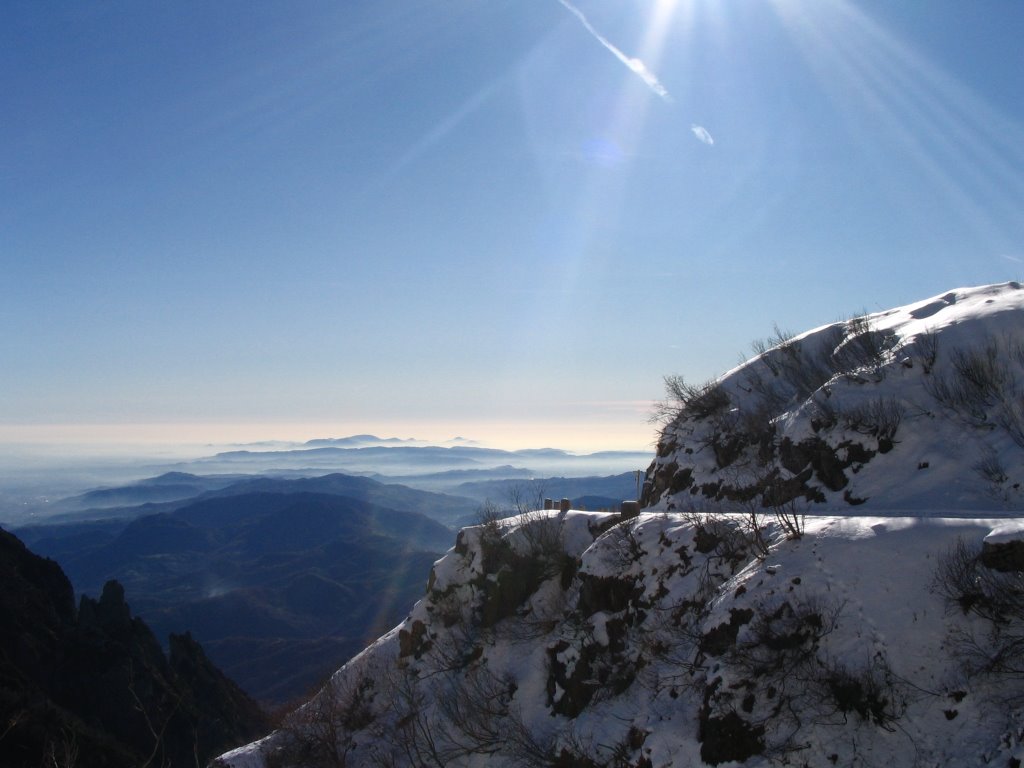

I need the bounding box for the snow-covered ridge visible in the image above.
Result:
[644,282,1024,513]
[218,284,1024,767]
[219,508,1024,767]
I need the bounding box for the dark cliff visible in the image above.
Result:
[0,526,269,768]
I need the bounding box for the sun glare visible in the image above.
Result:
[527,0,689,321]
[768,0,1024,257]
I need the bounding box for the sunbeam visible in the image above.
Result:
[371,79,501,191]
[770,0,1024,256]
[513,0,687,358]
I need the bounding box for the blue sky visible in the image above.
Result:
[2,0,1023,453]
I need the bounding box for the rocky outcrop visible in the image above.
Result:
[0,526,268,768]
[645,283,1024,514]
[218,508,1024,768]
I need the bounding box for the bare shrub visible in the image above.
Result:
[712,597,904,754]
[974,450,1009,487]
[817,655,907,731]
[602,515,646,571]
[921,334,1024,453]
[41,727,80,768]
[925,338,1016,421]
[998,399,1024,449]
[417,618,491,676]
[695,591,910,762]
[739,364,789,416]
[768,494,805,541]
[911,328,939,373]
[550,727,652,768]
[368,659,568,768]
[377,667,450,768]
[640,513,760,694]
[437,665,517,758]
[731,494,770,560]
[475,499,509,529]
[707,597,842,751]
[807,393,839,432]
[515,511,566,568]
[933,539,1024,684]
[649,374,688,426]
[775,333,839,403]
[127,662,182,768]
[729,597,842,676]
[750,323,796,377]
[507,480,548,516]
[465,507,572,631]
[840,396,905,445]
[724,467,807,549]
[650,375,731,426]
[472,504,516,577]
[270,673,377,768]
[730,402,779,467]
[832,314,898,379]
[439,662,622,767]
[954,344,1013,402]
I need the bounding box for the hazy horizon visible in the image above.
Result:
[0,417,657,460]
[0,424,656,528]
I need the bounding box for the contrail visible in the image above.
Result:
[557,0,671,101]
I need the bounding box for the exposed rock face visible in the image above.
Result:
[645,283,1024,514]
[0,526,268,768]
[219,509,1024,768]
[981,537,1024,572]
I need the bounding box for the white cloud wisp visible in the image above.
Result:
[557,0,672,102]
[690,124,714,145]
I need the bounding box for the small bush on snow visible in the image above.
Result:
[650,375,731,427]
[934,538,1024,687]
[924,335,1024,441]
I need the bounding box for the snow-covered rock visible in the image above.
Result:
[645,282,1024,514]
[217,284,1024,767]
[216,509,1024,768]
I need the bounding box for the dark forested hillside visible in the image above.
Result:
[0,527,268,768]
[20,492,454,705]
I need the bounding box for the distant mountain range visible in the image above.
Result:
[33,471,482,528]
[53,471,249,511]
[35,463,646,529]
[452,472,640,504]
[11,450,648,708]
[0,436,649,528]
[303,434,422,447]
[170,441,651,482]
[16,466,642,705]
[19,490,453,705]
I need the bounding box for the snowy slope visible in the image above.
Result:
[217,284,1024,768]
[218,510,1024,768]
[644,282,1024,513]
